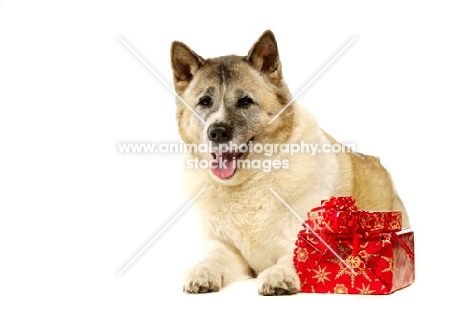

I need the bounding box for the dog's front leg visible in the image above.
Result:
[257,254,300,295]
[183,240,250,294]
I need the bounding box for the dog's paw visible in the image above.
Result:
[183,263,223,294]
[257,265,300,296]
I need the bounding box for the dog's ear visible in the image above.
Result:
[171,41,205,93]
[246,30,282,83]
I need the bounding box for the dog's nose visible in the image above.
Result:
[208,124,233,143]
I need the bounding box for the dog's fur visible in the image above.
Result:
[170,30,410,295]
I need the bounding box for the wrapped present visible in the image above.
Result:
[293,196,415,294]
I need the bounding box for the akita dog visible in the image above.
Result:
[170,30,410,295]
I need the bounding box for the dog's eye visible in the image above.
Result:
[198,96,212,107]
[237,96,254,108]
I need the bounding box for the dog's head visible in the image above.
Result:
[171,30,294,184]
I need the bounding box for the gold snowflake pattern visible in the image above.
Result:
[321,218,335,232]
[308,211,324,231]
[359,247,380,264]
[361,213,383,231]
[388,218,401,231]
[337,241,353,257]
[373,217,384,231]
[312,265,332,285]
[328,256,372,288]
[338,238,380,265]
[328,242,373,288]
[296,247,309,262]
[359,213,374,230]
[346,255,362,269]
[334,283,348,294]
[307,211,334,232]
[357,283,376,294]
[377,235,392,247]
[381,256,393,273]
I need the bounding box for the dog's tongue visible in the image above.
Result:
[211,152,236,179]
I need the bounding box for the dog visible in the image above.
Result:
[170,30,410,295]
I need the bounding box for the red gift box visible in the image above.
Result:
[293,197,415,294]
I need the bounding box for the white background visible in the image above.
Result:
[1,0,467,310]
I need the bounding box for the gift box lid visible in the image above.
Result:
[306,196,402,234]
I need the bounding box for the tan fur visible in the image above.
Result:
[324,132,409,227]
[171,30,410,295]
